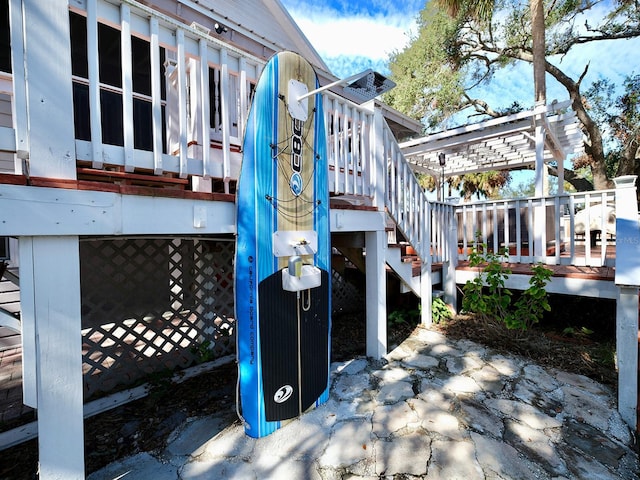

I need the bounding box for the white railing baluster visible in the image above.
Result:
[600,193,607,265]
[9,0,28,168]
[452,189,617,268]
[554,195,561,264]
[503,200,510,257]
[331,99,339,192]
[176,29,188,179]
[220,49,231,193]
[87,0,103,169]
[239,57,248,144]
[492,202,499,253]
[515,199,522,258]
[199,39,211,179]
[150,18,163,174]
[120,4,134,172]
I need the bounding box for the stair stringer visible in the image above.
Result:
[385,245,421,296]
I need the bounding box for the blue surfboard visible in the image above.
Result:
[235,51,331,438]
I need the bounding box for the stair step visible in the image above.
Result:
[432,289,444,299]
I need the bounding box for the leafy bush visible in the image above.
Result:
[505,263,553,330]
[432,297,452,324]
[462,239,552,331]
[462,242,512,320]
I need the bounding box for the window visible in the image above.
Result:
[0,237,9,261]
[69,11,166,152]
[0,0,10,74]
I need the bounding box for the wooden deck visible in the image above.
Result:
[456,261,615,282]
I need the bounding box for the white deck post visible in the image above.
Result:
[613,175,640,429]
[420,262,433,326]
[443,206,458,310]
[19,1,84,475]
[533,103,546,257]
[21,236,84,479]
[365,230,387,359]
[616,287,638,428]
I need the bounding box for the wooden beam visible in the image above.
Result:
[0,184,236,236]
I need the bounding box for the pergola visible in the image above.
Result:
[398,100,586,197]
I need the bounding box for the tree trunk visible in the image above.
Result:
[531,0,546,105]
[544,62,614,191]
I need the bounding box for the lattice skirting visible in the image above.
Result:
[80,237,235,398]
[79,236,364,399]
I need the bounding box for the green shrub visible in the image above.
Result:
[432,297,452,324]
[462,241,512,320]
[462,238,552,331]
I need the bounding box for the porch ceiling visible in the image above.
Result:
[398,100,585,178]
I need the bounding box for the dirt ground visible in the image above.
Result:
[0,305,620,479]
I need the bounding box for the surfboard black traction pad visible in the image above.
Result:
[258,268,330,421]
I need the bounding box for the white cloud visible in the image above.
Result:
[282,0,418,77]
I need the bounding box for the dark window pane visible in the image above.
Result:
[133,98,152,151]
[161,104,167,153]
[160,48,166,100]
[100,89,123,146]
[0,237,9,260]
[132,36,150,96]
[0,0,11,73]
[98,23,121,88]
[70,11,88,78]
[72,82,90,141]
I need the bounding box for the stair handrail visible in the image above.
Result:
[375,111,455,265]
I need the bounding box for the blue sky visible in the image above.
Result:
[281,0,640,116]
[281,0,423,79]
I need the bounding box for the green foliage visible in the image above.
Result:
[388,307,420,327]
[583,74,640,178]
[504,263,553,330]
[385,0,640,191]
[431,297,452,324]
[591,342,617,369]
[191,339,216,363]
[462,240,512,319]
[562,326,594,337]
[462,238,552,331]
[382,3,467,129]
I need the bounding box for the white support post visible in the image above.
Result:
[365,230,386,359]
[443,207,458,310]
[420,201,433,326]
[19,237,36,407]
[23,236,84,479]
[420,260,433,327]
[616,286,639,429]
[533,107,546,257]
[613,175,640,429]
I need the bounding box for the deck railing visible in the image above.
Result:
[454,189,617,267]
[2,0,267,191]
[323,93,375,198]
[377,118,454,264]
